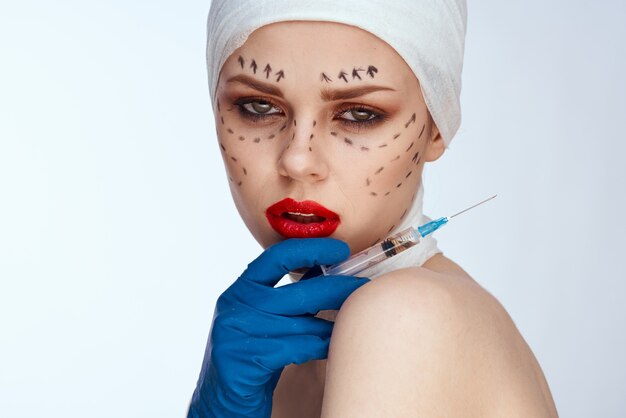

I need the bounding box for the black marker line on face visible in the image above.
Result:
[338,70,349,83]
[254,137,261,143]
[396,182,402,188]
[294,119,297,126]
[361,146,369,151]
[393,133,401,140]
[238,56,245,69]
[375,167,384,175]
[310,134,314,140]
[250,59,257,74]
[227,128,234,134]
[217,99,221,112]
[384,191,391,196]
[280,124,287,131]
[220,116,224,125]
[400,208,408,219]
[330,131,338,136]
[406,142,414,152]
[352,67,364,80]
[371,237,381,246]
[344,138,353,146]
[264,63,272,79]
[405,171,413,178]
[228,176,233,182]
[411,151,420,164]
[220,143,226,152]
[238,136,245,141]
[418,123,426,139]
[366,65,378,78]
[388,224,395,233]
[313,120,317,127]
[267,134,275,139]
[237,181,242,186]
[309,147,312,152]
[391,155,400,162]
[291,132,295,141]
[405,113,416,128]
[370,192,378,196]
[243,167,247,175]
[321,72,332,83]
[231,156,237,162]
[366,177,371,186]
[378,143,388,148]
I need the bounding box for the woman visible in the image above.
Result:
[188,1,559,417]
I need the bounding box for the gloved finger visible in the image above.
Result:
[216,307,334,339]
[251,275,370,316]
[239,238,350,287]
[252,335,331,371]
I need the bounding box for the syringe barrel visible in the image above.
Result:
[320,226,421,277]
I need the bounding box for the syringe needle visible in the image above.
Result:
[448,194,497,219]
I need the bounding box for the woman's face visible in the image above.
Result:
[214,21,445,254]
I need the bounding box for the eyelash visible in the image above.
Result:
[232,96,388,131]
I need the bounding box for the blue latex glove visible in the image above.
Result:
[187,238,370,418]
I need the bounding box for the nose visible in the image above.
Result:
[277,121,329,183]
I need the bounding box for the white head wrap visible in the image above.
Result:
[206,0,468,277]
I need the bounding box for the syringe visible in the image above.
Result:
[320,194,497,277]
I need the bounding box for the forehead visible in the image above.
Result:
[219,21,416,89]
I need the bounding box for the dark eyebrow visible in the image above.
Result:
[227,74,284,98]
[320,85,396,102]
[226,74,396,101]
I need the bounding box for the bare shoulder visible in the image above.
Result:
[320,254,559,417]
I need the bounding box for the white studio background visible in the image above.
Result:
[0,1,624,417]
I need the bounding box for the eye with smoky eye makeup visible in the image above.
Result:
[231,96,390,131]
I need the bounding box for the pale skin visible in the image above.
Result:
[213,21,559,417]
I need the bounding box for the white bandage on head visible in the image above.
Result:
[206,0,468,146]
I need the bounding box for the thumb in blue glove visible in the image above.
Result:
[187,238,370,418]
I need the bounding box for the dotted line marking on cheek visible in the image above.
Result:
[220,116,224,125]
[238,136,245,141]
[400,208,408,219]
[242,167,247,175]
[405,171,413,178]
[267,134,275,139]
[310,134,314,141]
[217,99,221,113]
[391,155,400,162]
[313,120,317,127]
[360,146,369,152]
[378,143,388,148]
[412,151,420,165]
[366,177,371,186]
[405,142,414,152]
[227,128,234,134]
[230,156,237,162]
[370,192,378,196]
[220,143,226,152]
[280,124,287,132]
[404,113,416,129]
[309,147,312,152]
[330,131,338,137]
[344,138,353,146]
[375,167,384,175]
[384,191,391,196]
[396,182,403,188]
[254,137,261,143]
[393,133,401,140]
[418,123,426,139]
[387,224,395,233]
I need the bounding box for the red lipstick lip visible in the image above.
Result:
[265,198,341,238]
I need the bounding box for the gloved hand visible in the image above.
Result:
[187,238,370,418]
